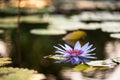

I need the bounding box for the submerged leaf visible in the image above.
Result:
[62,30,87,46]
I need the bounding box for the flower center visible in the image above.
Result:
[67,50,83,55]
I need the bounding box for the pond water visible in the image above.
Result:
[0,15,116,80]
[7,22,114,77]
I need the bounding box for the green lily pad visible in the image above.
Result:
[0,30,4,34]
[73,62,108,73]
[21,15,47,23]
[73,63,96,72]
[0,67,46,80]
[0,23,17,28]
[44,55,66,60]
[0,58,11,66]
[30,29,66,35]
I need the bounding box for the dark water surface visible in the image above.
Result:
[8,22,113,78]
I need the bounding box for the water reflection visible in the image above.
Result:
[105,40,120,59]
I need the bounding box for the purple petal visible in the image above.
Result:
[54,46,65,52]
[72,57,81,64]
[84,55,97,59]
[53,41,97,65]
[86,48,96,53]
[81,48,96,56]
[64,58,71,62]
[55,58,71,63]
[79,57,89,62]
[85,53,96,56]
[64,44,72,50]
[55,60,65,63]
[73,57,79,62]
[63,53,72,57]
[81,42,89,51]
[86,44,93,50]
[74,41,81,50]
[55,51,65,54]
[58,44,66,50]
[71,58,76,64]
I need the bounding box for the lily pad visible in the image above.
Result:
[0,15,47,24]
[0,30,4,34]
[0,67,46,80]
[30,29,66,35]
[0,17,17,23]
[49,21,85,31]
[73,62,109,73]
[110,33,120,39]
[0,58,11,66]
[0,23,17,29]
[87,60,115,68]
[21,15,47,23]
[73,63,97,72]
[101,22,120,32]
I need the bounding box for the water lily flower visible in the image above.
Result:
[54,41,96,65]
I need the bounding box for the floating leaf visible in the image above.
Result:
[87,59,117,68]
[0,30,4,34]
[0,58,11,66]
[74,57,120,72]
[0,67,46,80]
[48,20,82,31]
[73,63,96,72]
[30,29,66,35]
[110,33,120,39]
[73,63,108,73]
[73,63,90,71]
[101,22,120,32]
[0,23,17,29]
[62,30,87,46]
[44,55,66,60]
